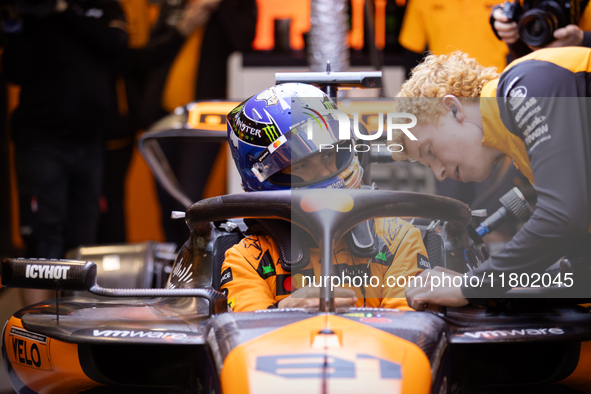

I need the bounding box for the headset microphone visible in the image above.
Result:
[475,187,533,236]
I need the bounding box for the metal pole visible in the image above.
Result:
[308,0,350,72]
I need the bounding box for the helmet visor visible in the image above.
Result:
[270,140,358,188]
[251,114,347,183]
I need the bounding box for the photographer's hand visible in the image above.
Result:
[492,7,520,44]
[525,25,584,51]
[548,24,584,47]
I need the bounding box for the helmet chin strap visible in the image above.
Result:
[342,156,364,190]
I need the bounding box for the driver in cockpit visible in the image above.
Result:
[220,83,429,312]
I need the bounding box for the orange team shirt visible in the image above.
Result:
[221,217,430,312]
[399,0,508,71]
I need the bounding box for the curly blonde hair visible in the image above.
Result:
[390,51,499,161]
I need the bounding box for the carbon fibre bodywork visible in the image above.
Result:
[3,188,591,394]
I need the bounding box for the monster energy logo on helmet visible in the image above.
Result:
[229,108,284,146]
[262,125,279,141]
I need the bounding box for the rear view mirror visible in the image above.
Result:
[1,258,226,315]
[1,258,97,291]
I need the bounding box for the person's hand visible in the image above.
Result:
[492,7,520,44]
[176,0,222,37]
[55,0,68,13]
[405,267,469,311]
[526,25,584,50]
[278,286,357,309]
[547,24,584,47]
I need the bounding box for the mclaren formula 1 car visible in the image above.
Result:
[3,73,591,394]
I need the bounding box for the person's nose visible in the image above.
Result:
[432,161,447,182]
[314,163,334,180]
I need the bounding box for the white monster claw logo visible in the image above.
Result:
[167,263,194,289]
[256,89,279,106]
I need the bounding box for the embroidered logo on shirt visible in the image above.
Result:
[220,267,233,287]
[375,252,387,262]
[509,86,528,110]
[257,251,276,279]
[263,264,274,274]
[242,237,263,260]
[417,253,431,269]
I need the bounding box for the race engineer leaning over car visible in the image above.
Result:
[221,83,430,312]
[390,48,591,310]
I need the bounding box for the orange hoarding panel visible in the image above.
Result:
[348,0,365,50]
[252,0,311,50]
[374,0,387,49]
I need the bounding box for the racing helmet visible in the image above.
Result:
[227,83,363,191]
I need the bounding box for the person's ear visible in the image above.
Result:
[442,95,464,122]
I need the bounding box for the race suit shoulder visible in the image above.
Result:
[221,217,428,312]
[464,47,591,303]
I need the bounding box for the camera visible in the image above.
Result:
[497,0,585,47]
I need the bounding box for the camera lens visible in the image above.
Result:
[519,9,557,47]
[527,19,545,37]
